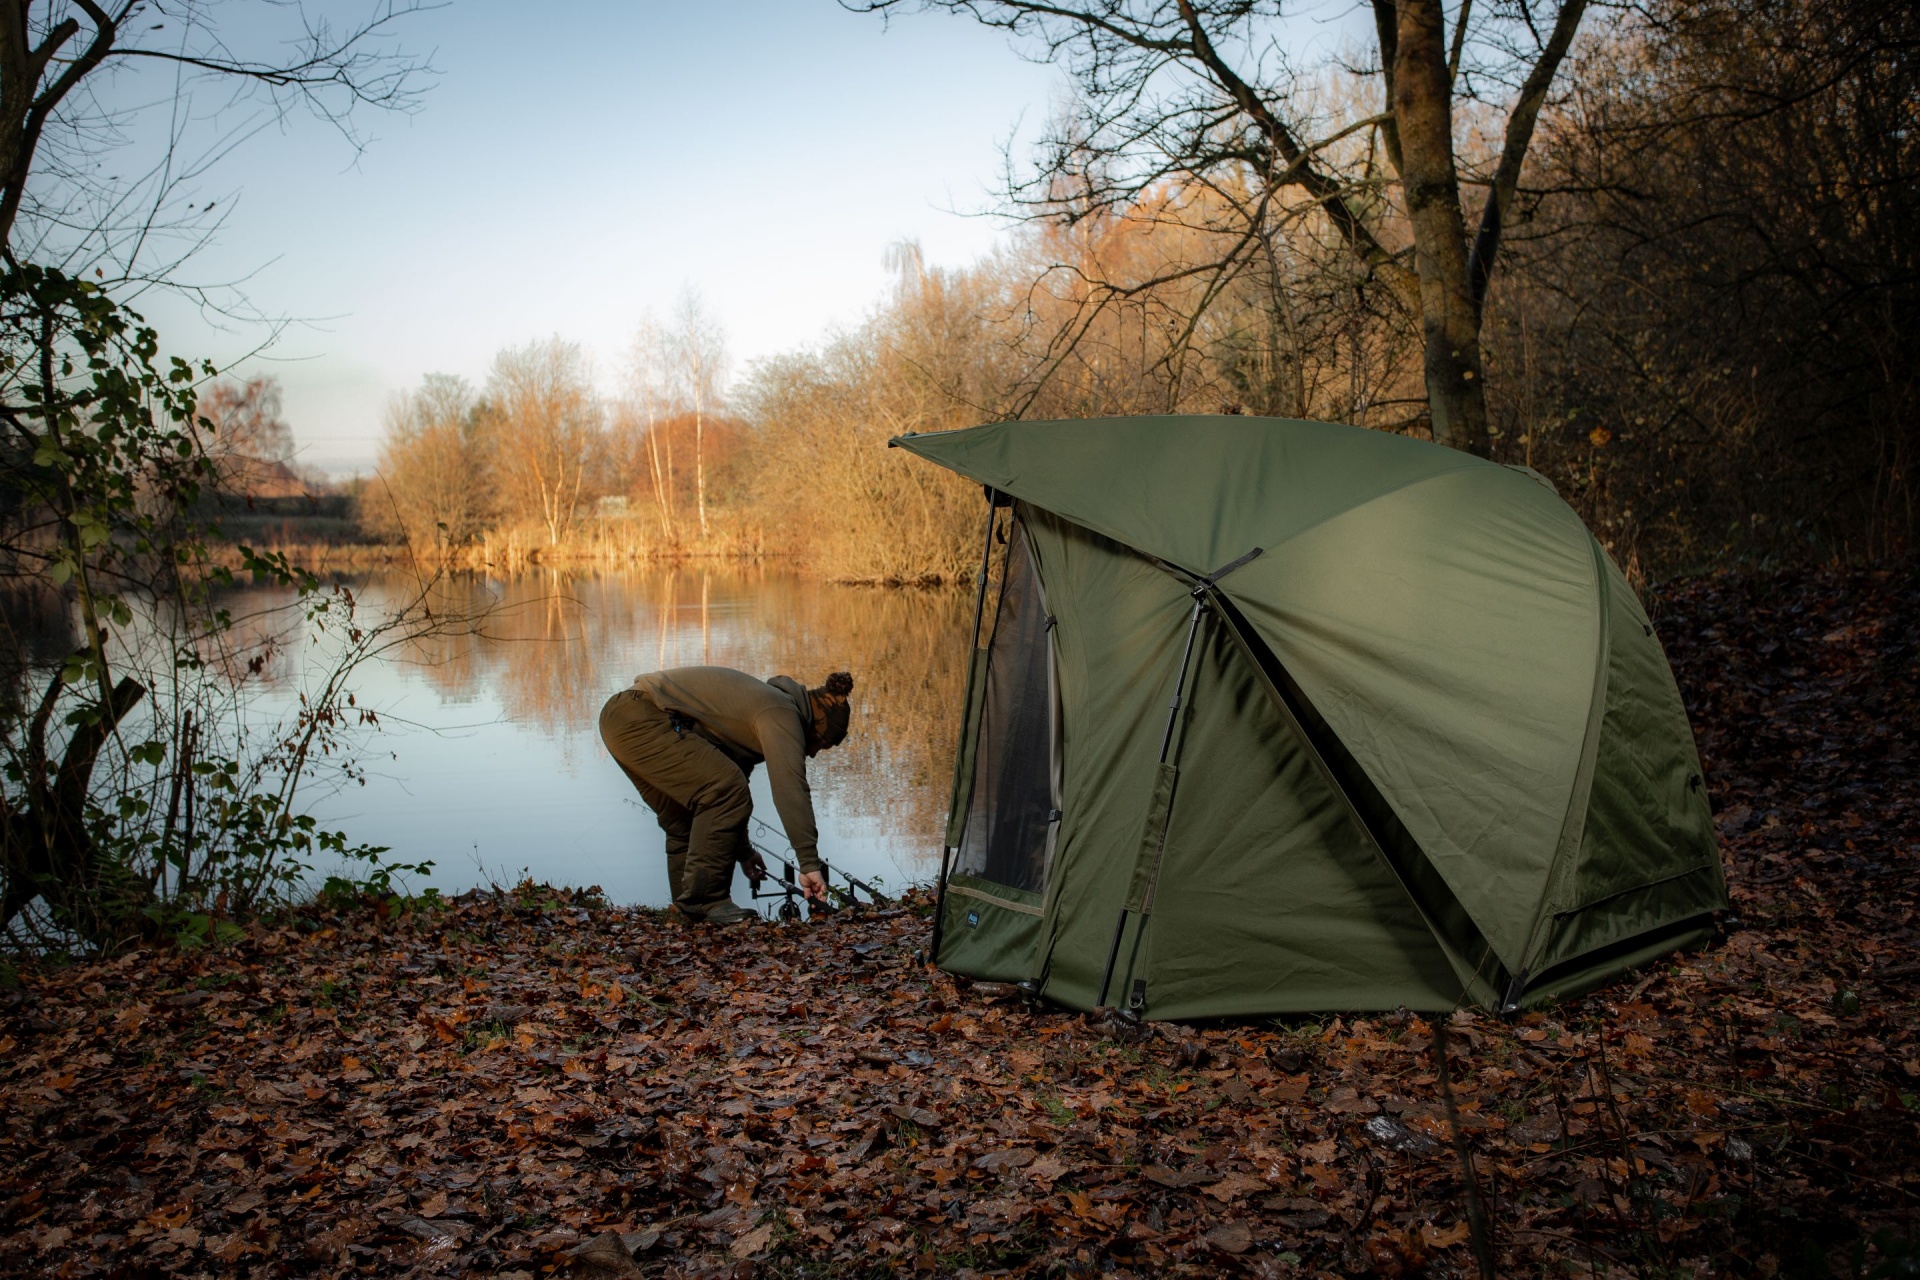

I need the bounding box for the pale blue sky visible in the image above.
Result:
[129,2,1065,474]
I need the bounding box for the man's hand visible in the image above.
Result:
[739,846,768,887]
[799,869,828,902]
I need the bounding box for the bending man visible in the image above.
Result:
[599,667,853,923]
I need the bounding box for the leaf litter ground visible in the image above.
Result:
[2,564,1917,1278]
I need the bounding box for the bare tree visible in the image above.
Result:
[851,0,1588,455]
[483,338,600,548]
[0,1,433,274]
[197,374,292,459]
[671,290,728,539]
[368,373,486,551]
[739,246,1007,583]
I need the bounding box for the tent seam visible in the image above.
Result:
[899,424,1490,578]
[948,881,1044,917]
[1515,534,1615,986]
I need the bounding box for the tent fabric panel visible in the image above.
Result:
[1210,600,1509,1006]
[1533,865,1726,985]
[1518,913,1720,1008]
[951,520,1054,895]
[1135,620,1469,1018]
[892,416,1479,580]
[935,874,1044,982]
[1554,558,1724,922]
[1224,465,1602,970]
[1016,508,1196,1008]
[1527,559,1726,978]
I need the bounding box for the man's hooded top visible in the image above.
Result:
[628,666,823,869]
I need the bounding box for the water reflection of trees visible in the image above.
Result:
[365,567,969,868]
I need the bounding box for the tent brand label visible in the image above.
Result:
[966,911,980,928]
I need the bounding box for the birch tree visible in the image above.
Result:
[671,291,728,539]
[622,317,677,542]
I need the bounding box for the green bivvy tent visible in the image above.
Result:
[895,415,1726,1019]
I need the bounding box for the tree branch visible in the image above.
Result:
[0,1,121,251]
[1448,0,1474,84]
[1468,0,1589,313]
[1370,0,1406,177]
[1174,0,1416,301]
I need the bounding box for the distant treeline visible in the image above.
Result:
[355,0,1911,584]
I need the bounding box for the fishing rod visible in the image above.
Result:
[745,840,809,921]
[746,819,890,916]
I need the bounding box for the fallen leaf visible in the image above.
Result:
[973,1146,1036,1173]
[567,1230,642,1278]
[888,1103,941,1128]
[730,1222,775,1259]
[1026,1154,1071,1184]
[1205,1172,1269,1201]
[1421,1221,1471,1249]
[1204,1221,1252,1254]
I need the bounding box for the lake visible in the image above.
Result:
[257,567,970,910]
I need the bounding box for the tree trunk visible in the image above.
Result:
[1393,0,1491,457]
[1,672,150,940]
[645,420,673,540]
[695,400,709,540]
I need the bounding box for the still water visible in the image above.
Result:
[277,568,969,909]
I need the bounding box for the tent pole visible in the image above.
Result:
[928,492,1003,966]
[1095,548,1260,1013]
[1157,596,1207,763]
[966,491,999,649]
[1095,909,1130,1009]
[1098,593,1207,1008]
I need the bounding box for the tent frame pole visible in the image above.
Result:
[1096,546,1265,1014]
[1097,591,1207,1009]
[928,491,1004,966]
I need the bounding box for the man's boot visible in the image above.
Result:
[679,851,753,924]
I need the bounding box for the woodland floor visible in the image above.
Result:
[1,563,1917,1279]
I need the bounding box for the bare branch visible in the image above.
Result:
[1448,0,1474,84]
[1468,0,1589,313]
[1173,0,1416,299]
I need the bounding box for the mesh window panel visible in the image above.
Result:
[955,520,1053,893]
